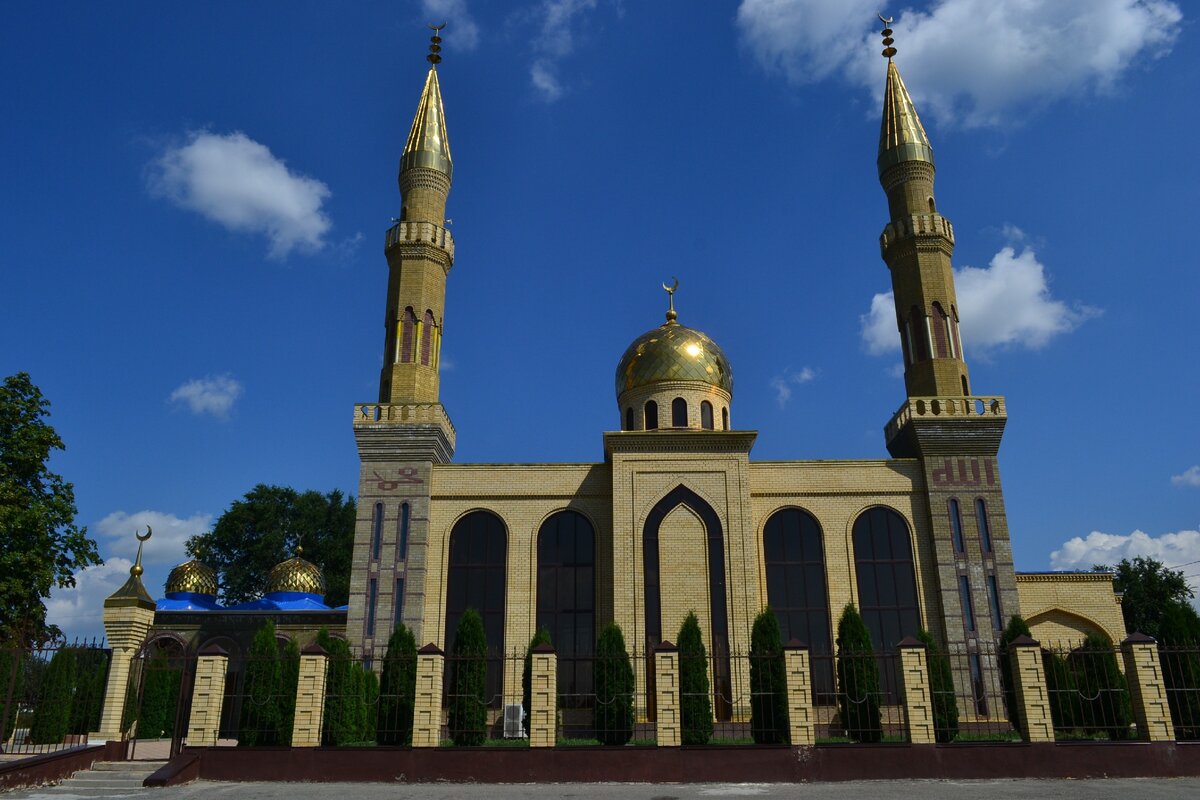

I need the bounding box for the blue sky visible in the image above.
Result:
[2,1,1196,641]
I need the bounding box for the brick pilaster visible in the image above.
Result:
[292,644,329,747]
[783,640,814,746]
[1122,633,1175,742]
[412,644,444,747]
[529,644,557,747]
[654,642,680,747]
[186,646,229,747]
[1009,635,1054,742]
[898,637,935,744]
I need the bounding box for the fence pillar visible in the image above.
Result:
[185,645,229,747]
[1121,633,1175,742]
[783,640,815,746]
[897,637,935,744]
[654,642,680,747]
[291,643,329,747]
[412,644,444,748]
[529,644,557,747]
[95,597,155,740]
[1009,635,1054,742]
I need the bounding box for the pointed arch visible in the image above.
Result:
[537,510,595,704]
[444,510,507,706]
[400,307,417,363]
[421,309,436,366]
[931,302,950,358]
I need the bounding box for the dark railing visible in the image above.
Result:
[0,639,109,759]
[936,643,1018,742]
[1159,643,1200,742]
[812,650,907,743]
[1042,641,1135,741]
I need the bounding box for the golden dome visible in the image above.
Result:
[165,559,218,596]
[266,549,326,596]
[615,319,733,398]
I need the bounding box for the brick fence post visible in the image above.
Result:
[897,637,935,744]
[783,640,814,746]
[1009,635,1054,742]
[186,645,229,747]
[412,644,444,748]
[529,644,557,747]
[1121,632,1175,742]
[654,642,680,747]
[291,643,329,747]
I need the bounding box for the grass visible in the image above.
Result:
[438,737,530,747]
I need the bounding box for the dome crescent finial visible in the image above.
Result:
[662,277,679,323]
[878,13,897,60]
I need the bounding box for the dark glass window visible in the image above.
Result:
[371,502,384,561]
[625,407,634,431]
[851,507,921,650]
[398,502,410,560]
[671,397,687,427]
[444,510,507,705]
[969,652,988,715]
[975,499,993,552]
[700,401,714,430]
[763,508,833,699]
[931,302,950,358]
[948,499,964,553]
[645,400,658,430]
[366,578,378,638]
[421,310,436,366]
[722,407,728,430]
[537,510,595,704]
[910,306,928,360]
[986,574,1003,632]
[959,575,976,633]
[400,307,417,362]
[394,578,405,630]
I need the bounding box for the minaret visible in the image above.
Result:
[874,20,1018,667]
[348,27,457,654]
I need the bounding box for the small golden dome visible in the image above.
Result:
[615,320,733,398]
[165,559,218,596]
[266,551,326,596]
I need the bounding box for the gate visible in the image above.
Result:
[123,641,195,760]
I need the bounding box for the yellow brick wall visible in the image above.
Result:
[1016,573,1126,646]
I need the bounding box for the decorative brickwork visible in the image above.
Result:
[186,648,229,747]
[529,646,557,748]
[1009,636,1054,742]
[1122,635,1176,742]
[291,646,329,747]
[898,638,935,744]
[412,645,444,748]
[97,603,155,739]
[783,642,815,746]
[655,644,681,747]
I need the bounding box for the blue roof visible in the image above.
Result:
[227,591,333,611]
[157,591,224,611]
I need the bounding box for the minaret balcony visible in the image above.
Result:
[885,394,1006,445]
[385,221,455,259]
[354,401,456,436]
[879,213,955,255]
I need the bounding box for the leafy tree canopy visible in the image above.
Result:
[0,372,100,646]
[1099,557,1194,641]
[186,484,355,606]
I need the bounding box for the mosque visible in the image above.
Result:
[143,26,1126,717]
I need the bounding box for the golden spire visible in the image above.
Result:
[104,526,155,609]
[662,278,679,324]
[399,24,453,179]
[876,16,933,177]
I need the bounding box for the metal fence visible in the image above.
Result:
[812,650,907,743]
[0,640,109,760]
[555,650,653,746]
[936,643,1017,742]
[1042,641,1135,741]
[1159,643,1200,742]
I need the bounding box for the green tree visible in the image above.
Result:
[361,667,379,743]
[186,485,355,606]
[0,648,26,742]
[677,611,712,745]
[1159,601,1200,738]
[316,629,360,746]
[1104,557,1194,641]
[0,373,101,646]
[1042,648,1078,732]
[998,614,1032,734]
[68,648,109,735]
[521,627,552,733]
[27,647,77,744]
[240,623,282,746]
[749,609,789,744]
[278,638,300,746]
[835,604,882,743]
[917,630,958,743]
[448,609,488,746]
[1073,632,1133,740]
[377,624,418,745]
[593,623,634,746]
[137,650,181,739]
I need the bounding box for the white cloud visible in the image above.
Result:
[860,240,1098,357]
[45,559,134,643]
[527,0,599,101]
[1172,466,1200,488]
[169,374,243,417]
[150,131,332,258]
[737,0,1182,128]
[420,0,480,51]
[1050,527,1200,601]
[770,366,816,407]
[94,509,212,567]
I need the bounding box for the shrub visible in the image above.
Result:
[69,648,108,736]
[138,650,182,739]
[448,609,488,746]
[1073,633,1133,740]
[0,649,25,742]
[749,609,789,744]
[917,630,958,743]
[998,614,1032,733]
[522,627,553,735]
[278,638,300,746]
[240,623,282,746]
[677,611,712,745]
[316,629,360,746]
[835,604,881,743]
[1042,648,1078,732]
[1160,601,1200,738]
[594,623,634,746]
[377,624,417,745]
[362,665,379,743]
[28,648,77,744]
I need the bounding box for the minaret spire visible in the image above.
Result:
[399,25,453,180]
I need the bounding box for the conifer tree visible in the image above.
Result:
[240,623,282,746]
[917,630,958,743]
[377,624,418,745]
[28,647,76,744]
[316,629,355,746]
[1076,632,1132,739]
[749,609,789,744]
[277,638,300,746]
[522,627,552,734]
[594,623,634,746]
[0,649,24,742]
[362,667,379,743]
[677,611,712,745]
[998,614,1032,733]
[448,609,488,745]
[1160,601,1200,738]
[69,649,108,735]
[834,604,882,742]
[137,650,181,739]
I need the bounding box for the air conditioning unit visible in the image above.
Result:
[502,703,525,738]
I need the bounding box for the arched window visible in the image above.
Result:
[961,375,970,395]
[371,502,384,561]
[909,306,928,361]
[645,400,658,430]
[700,401,714,430]
[385,307,397,365]
[931,302,950,358]
[948,499,964,554]
[763,508,833,698]
[445,510,507,705]
[625,407,634,431]
[928,197,936,213]
[398,502,410,560]
[400,206,408,222]
[421,310,436,366]
[852,507,921,650]
[400,308,417,362]
[975,499,993,552]
[671,398,687,427]
[722,407,729,430]
[537,511,595,705]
